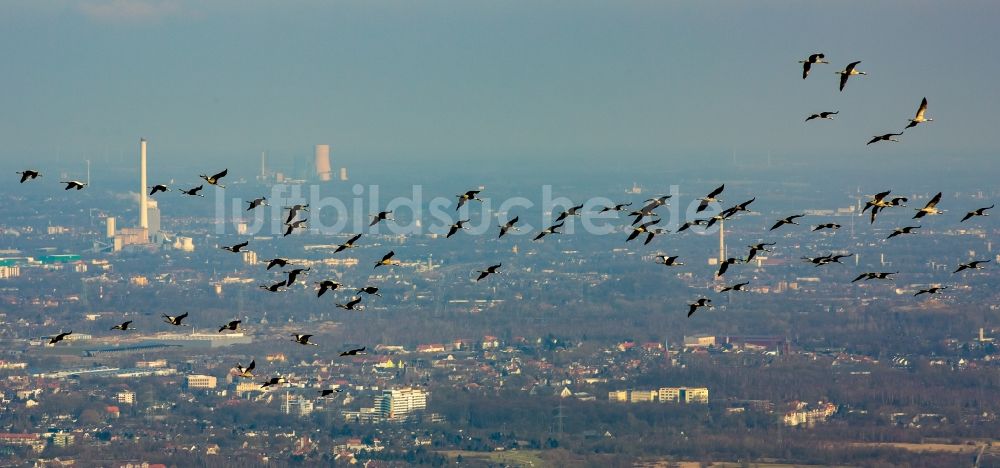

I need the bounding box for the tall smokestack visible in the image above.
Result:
[140,138,149,231]
[718,220,726,263]
[315,144,331,182]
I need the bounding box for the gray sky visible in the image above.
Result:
[1,0,998,167]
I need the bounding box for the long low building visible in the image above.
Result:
[83,343,181,357]
[608,387,709,404]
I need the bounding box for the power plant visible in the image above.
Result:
[97,137,171,253]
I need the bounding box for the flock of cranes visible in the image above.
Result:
[798,54,933,147]
[12,52,996,391]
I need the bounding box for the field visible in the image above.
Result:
[439,449,548,467]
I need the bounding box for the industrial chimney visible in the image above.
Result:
[140,138,149,232]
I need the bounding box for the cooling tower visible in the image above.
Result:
[315,144,332,182]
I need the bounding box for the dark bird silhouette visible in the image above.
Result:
[704,213,728,230]
[961,204,993,222]
[476,264,502,281]
[292,334,318,346]
[687,298,713,317]
[696,185,725,212]
[554,204,585,222]
[285,204,309,224]
[731,198,756,214]
[639,195,671,213]
[340,347,366,356]
[285,268,310,287]
[714,201,753,223]
[889,197,908,207]
[886,226,920,240]
[111,321,134,331]
[799,53,829,79]
[533,222,564,241]
[812,223,841,231]
[643,228,668,245]
[336,297,363,310]
[357,286,381,296]
[264,258,290,270]
[179,185,205,197]
[805,111,838,122]
[770,215,804,231]
[852,272,898,283]
[654,254,683,266]
[914,286,947,296]
[319,389,341,397]
[746,242,775,262]
[456,190,483,210]
[370,210,393,227]
[334,233,362,254]
[717,257,742,277]
[677,219,708,232]
[283,218,307,237]
[599,202,632,213]
[626,219,660,243]
[802,253,852,266]
[260,376,287,388]
[867,132,903,145]
[905,97,933,129]
[837,61,866,91]
[221,241,249,252]
[260,280,287,292]
[627,208,661,226]
[235,360,255,378]
[199,168,228,187]
[720,282,750,293]
[863,190,893,214]
[829,253,854,264]
[49,331,72,345]
[913,192,944,219]
[374,251,398,269]
[148,184,169,195]
[446,219,470,238]
[868,205,888,225]
[162,312,189,326]
[498,216,520,238]
[315,280,341,297]
[218,320,241,333]
[802,255,832,266]
[247,197,268,211]
[61,180,87,190]
[16,170,41,183]
[954,260,989,273]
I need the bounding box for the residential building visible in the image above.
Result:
[116,391,135,405]
[608,390,629,402]
[281,392,314,417]
[629,390,657,403]
[681,387,709,404]
[186,374,217,389]
[657,387,709,404]
[376,387,428,421]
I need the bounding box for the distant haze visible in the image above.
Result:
[0,0,998,170]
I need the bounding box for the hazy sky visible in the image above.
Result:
[1,0,998,168]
